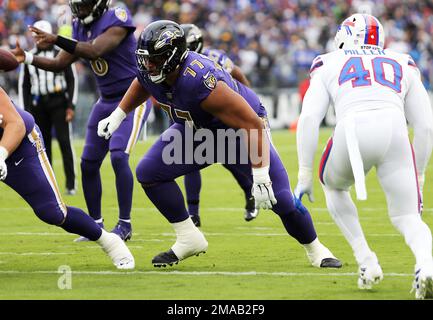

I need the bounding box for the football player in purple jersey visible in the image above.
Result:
[164,23,256,227]
[0,86,134,269]
[11,0,151,241]
[97,20,342,269]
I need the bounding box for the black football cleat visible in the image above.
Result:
[111,220,132,242]
[320,258,343,268]
[244,196,259,222]
[190,214,201,227]
[152,249,180,267]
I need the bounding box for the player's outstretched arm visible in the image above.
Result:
[0,88,26,180]
[201,81,276,209]
[29,25,129,61]
[295,74,330,202]
[97,78,150,140]
[11,39,77,72]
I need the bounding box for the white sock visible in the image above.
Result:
[303,238,322,255]
[352,237,376,266]
[119,219,131,223]
[172,217,197,236]
[323,187,372,263]
[391,214,433,267]
[94,218,103,224]
[96,229,111,245]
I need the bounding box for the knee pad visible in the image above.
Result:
[81,158,102,176]
[110,150,129,171]
[34,203,66,226]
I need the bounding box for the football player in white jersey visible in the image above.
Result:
[295,13,433,299]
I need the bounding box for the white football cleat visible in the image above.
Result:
[305,239,342,268]
[358,261,383,290]
[171,228,208,261]
[98,231,135,270]
[412,264,433,299]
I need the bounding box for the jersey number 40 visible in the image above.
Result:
[338,57,402,93]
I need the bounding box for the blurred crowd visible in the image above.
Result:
[1,0,433,96]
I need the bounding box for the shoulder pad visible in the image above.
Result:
[309,56,324,74]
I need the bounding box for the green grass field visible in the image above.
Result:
[0,128,431,300]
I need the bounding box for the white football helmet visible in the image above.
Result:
[335,13,385,50]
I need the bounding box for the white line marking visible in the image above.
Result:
[0,270,413,277]
[0,207,431,212]
[0,232,72,236]
[0,252,74,256]
[0,232,402,238]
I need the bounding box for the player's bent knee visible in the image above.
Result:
[33,204,66,226]
[135,158,157,184]
[110,150,129,170]
[81,158,102,175]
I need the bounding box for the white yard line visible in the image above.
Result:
[0,232,402,237]
[0,252,73,256]
[0,270,413,277]
[0,207,431,212]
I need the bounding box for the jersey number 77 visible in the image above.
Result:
[338,57,402,93]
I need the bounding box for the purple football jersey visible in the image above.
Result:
[202,48,234,73]
[72,7,136,98]
[136,51,266,129]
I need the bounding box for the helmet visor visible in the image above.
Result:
[136,49,171,76]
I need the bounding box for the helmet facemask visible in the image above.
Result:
[136,21,188,84]
[136,48,182,83]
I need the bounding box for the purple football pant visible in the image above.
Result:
[184,163,253,216]
[4,126,102,240]
[81,97,151,221]
[136,123,317,244]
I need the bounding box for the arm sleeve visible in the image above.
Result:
[296,72,330,170]
[404,68,433,176]
[17,64,32,111]
[65,63,78,109]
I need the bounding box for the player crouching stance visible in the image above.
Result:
[295,13,433,299]
[0,87,134,269]
[98,20,341,269]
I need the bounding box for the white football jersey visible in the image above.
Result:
[310,45,420,121]
[297,44,433,196]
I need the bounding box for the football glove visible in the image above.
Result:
[97,107,127,140]
[252,166,277,210]
[0,146,9,181]
[294,166,314,203]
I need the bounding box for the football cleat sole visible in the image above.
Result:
[152,249,206,268]
[320,258,342,268]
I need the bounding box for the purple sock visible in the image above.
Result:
[142,181,189,223]
[273,191,317,244]
[184,171,201,216]
[61,206,102,241]
[81,159,103,220]
[110,151,133,220]
[223,164,253,199]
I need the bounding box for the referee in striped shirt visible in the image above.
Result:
[18,20,77,195]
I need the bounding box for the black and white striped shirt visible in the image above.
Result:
[18,47,78,110]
